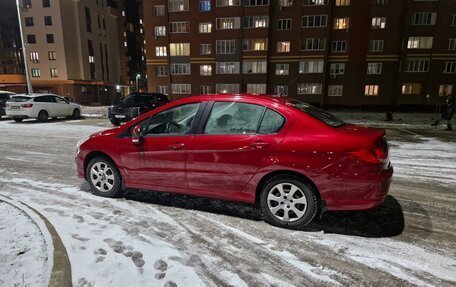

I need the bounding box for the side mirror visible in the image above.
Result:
[132,124,144,145]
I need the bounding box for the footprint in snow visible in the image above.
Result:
[164,281,177,287]
[154,259,168,280]
[73,215,84,223]
[103,238,145,268]
[94,248,107,263]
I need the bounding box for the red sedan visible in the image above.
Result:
[76,94,393,229]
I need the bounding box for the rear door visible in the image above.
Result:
[33,96,55,116]
[186,101,286,197]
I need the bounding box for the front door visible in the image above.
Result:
[120,102,202,191]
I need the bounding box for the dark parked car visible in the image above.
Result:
[0,91,16,117]
[108,92,169,126]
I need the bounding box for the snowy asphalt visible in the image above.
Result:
[0,117,455,287]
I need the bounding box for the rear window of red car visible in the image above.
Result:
[287,100,345,127]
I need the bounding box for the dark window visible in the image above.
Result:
[259,109,285,134]
[27,35,36,44]
[34,96,55,103]
[204,102,265,135]
[44,16,52,25]
[42,0,50,7]
[23,0,32,8]
[85,7,92,33]
[288,100,345,127]
[144,103,201,135]
[46,34,54,43]
[25,17,34,26]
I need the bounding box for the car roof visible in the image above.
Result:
[12,93,57,98]
[173,93,290,105]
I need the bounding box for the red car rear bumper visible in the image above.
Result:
[324,165,393,211]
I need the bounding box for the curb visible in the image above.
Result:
[0,196,72,287]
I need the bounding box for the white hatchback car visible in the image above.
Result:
[6,93,82,122]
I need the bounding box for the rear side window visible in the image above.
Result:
[34,96,55,103]
[204,102,264,135]
[8,96,31,102]
[0,95,11,100]
[259,109,285,134]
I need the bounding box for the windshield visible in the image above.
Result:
[287,100,345,127]
[122,94,150,104]
[8,96,31,102]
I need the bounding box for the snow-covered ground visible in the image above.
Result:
[0,197,52,287]
[0,118,455,286]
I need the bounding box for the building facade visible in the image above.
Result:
[14,0,123,104]
[117,0,147,90]
[0,0,25,91]
[144,0,456,109]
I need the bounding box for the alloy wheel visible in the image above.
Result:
[90,162,115,193]
[267,183,308,222]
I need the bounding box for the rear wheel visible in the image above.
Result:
[260,176,318,229]
[37,110,48,122]
[13,118,23,122]
[72,109,81,119]
[86,157,123,198]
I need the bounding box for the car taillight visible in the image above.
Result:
[348,138,389,164]
[21,103,33,108]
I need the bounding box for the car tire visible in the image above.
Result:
[86,157,123,198]
[260,175,318,230]
[37,110,48,122]
[72,109,81,120]
[13,118,23,122]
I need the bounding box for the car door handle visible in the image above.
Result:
[250,141,270,149]
[168,143,185,150]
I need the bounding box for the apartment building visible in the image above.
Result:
[16,0,122,104]
[117,0,147,90]
[144,0,456,108]
[0,0,25,91]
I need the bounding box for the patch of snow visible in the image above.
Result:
[0,197,53,287]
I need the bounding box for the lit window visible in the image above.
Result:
[199,22,212,33]
[200,65,212,76]
[168,0,189,12]
[335,0,350,5]
[402,83,422,95]
[169,43,190,56]
[243,39,268,51]
[372,17,386,29]
[365,85,379,96]
[216,17,241,29]
[277,41,291,53]
[244,16,269,28]
[155,46,167,56]
[438,85,453,97]
[334,18,349,30]
[407,37,433,49]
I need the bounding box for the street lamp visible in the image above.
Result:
[135,74,141,92]
[16,0,33,94]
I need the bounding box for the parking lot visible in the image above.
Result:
[0,116,455,286]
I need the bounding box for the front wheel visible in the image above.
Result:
[260,176,318,229]
[86,157,123,198]
[72,109,81,119]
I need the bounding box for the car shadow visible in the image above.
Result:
[80,181,405,238]
[311,195,405,238]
